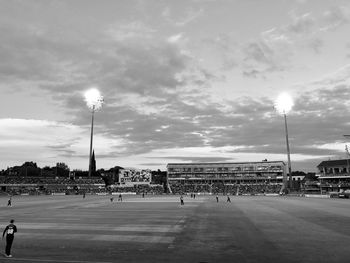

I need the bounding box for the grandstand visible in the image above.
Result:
[317,159,350,194]
[0,176,105,195]
[0,175,164,196]
[167,161,286,195]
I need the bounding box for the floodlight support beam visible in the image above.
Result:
[88,106,95,178]
[284,113,293,190]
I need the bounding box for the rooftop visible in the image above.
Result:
[317,159,350,168]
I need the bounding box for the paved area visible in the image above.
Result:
[0,195,349,263]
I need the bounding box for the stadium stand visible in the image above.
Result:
[168,182,281,195]
[0,176,164,196]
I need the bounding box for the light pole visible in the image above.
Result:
[275,92,294,191]
[344,142,350,176]
[84,88,104,177]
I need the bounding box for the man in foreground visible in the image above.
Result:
[2,219,17,258]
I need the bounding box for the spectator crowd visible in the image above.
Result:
[169,182,282,195]
[0,176,164,196]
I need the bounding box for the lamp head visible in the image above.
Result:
[274,92,293,115]
[84,88,104,111]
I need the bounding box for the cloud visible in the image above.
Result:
[0,118,83,166]
[162,7,203,26]
[242,36,292,76]
[218,6,349,78]
[319,6,349,31]
[286,13,316,34]
[167,33,184,43]
[0,118,125,168]
[175,8,204,26]
[2,1,350,172]
[307,64,350,87]
[240,13,318,77]
[82,66,350,171]
[0,14,202,113]
[205,20,300,76]
[105,21,156,42]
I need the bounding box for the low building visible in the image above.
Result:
[317,159,350,191]
[167,161,286,184]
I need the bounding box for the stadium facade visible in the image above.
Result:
[317,159,350,179]
[317,159,350,193]
[167,161,286,184]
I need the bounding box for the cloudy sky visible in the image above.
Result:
[1,0,350,172]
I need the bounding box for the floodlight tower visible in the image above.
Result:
[84,88,104,177]
[275,92,294,190]
[343,135,350,175]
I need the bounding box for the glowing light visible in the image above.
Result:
[84,88,104,111]
[274,92,294,114]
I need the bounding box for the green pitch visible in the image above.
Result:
[1,194,349,263]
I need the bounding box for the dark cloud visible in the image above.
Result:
[75,80,350,170]
[2,2,350,172]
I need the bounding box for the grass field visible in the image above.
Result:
[1,194,350,263]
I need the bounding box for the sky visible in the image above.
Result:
[1,0,350,172]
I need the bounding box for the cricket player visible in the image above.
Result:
[2,219,17,258]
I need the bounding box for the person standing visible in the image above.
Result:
[216,194,219,203]
[118,194,123,202]
[2,219,17,258]
[180,195,184,205]
[7,197,12,207]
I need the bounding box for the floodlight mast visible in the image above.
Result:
[84,88,103,178]
[88,105,95,178]
[283,111,293,190]
[344,136,350,176]
[275,92,294,191]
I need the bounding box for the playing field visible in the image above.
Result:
[1,194,349,263]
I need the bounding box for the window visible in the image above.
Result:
[257,166,268,171]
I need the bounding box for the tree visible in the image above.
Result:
[22,161,38,168]
[100,166,123,186]
[304,172,317,181]
[151,170,166,184]
[56,162,70,177]
[21,161,40,177]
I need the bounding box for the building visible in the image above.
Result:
[317,159,350,177]
[167,161,286,184]
[317,159,350,191]
[118,168,152,186]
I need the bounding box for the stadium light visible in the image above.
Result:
[84,88,104,177]
[274,92,294,191]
